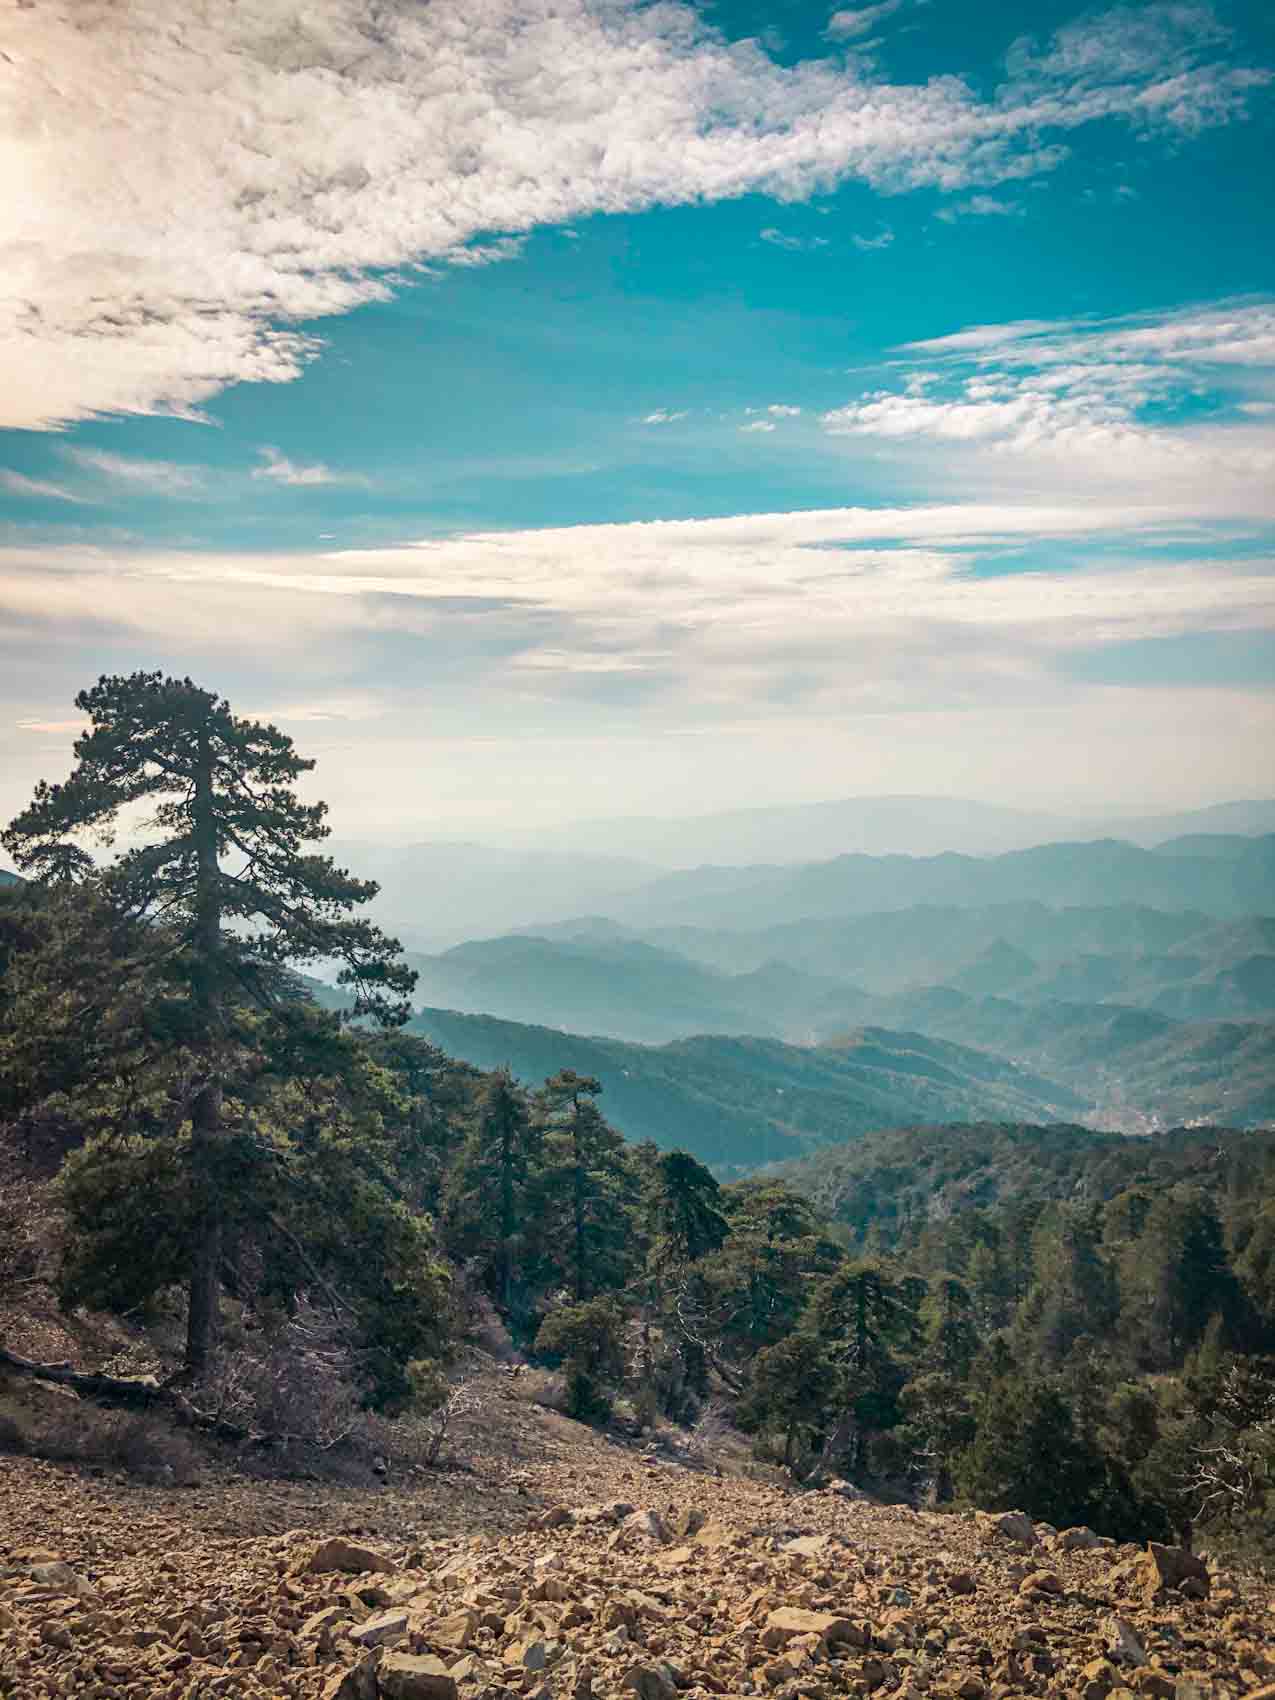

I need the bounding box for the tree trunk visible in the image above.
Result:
[573,1113,586,1301]
[499,1099,514,1316]
[184,727,223,1380]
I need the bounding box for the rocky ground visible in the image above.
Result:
[2,1370,1274,1700]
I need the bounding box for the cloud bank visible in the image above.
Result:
[2,0,1267,429]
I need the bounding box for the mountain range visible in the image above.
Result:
[404,905,1275,1044]
[328,803,1275,949]
[496,793,1275,865]
[407,1007,1087,1175]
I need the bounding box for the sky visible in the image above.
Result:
[3,0,1275,842]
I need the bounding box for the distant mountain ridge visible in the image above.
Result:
[406,1007,1085,1176]
[405,902,1275,1045]
[511,793,1275,865]
[325,810,1275,949]
[599,834,1275,930]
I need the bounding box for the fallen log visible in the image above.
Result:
[0,1342,260,1444]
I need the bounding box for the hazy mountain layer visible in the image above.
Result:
[407,1007,1088,1176]
[601,834,1275,931]
[510,793,1275,865]
[326,823,1275,949]
[404,905,1275,1048]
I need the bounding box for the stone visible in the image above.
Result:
[1142,1545,1209,1602]
[1058,1527,1104,1552]
[782,1535,831,1560]
[947,1573,977,1596]
[349,1607,409,1647]
[1130,1673,1175,1699]
[988,1513,1036,1547]
[506,1636,548,1671]
[298,1536,395,1575]
[322,1654,381,1700]
[624,1510,669,1544]
[1105,1618,1148,1668]
[28,1561,97,1601]
[669,1507,706,1539]
[379,1652,461,1700]
[623,1662,679,1700]
[433,1610,480,1648]
[1019,1571,1064,1597]
[761,1610,864,1650]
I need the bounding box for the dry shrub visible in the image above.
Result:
[506,1365,567,1412]
[204,1305,361,1458]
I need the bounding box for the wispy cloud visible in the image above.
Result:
[4,0,1266,429]
[640,409,690,426]
[740,420,777,433]
[820,301,1275,505]
[64,448,204,495]
[826,1,907,43]
[1,470,83,504]
[760,229,830,253]
[768,405,802,418]
[936,196,1024,221]
[253,447,346,487]
[852,230,895,251]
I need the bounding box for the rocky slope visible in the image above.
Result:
[2,1370,1274,1700]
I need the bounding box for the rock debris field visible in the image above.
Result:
[2,1379,1274,1700]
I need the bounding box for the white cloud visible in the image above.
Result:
[852,230,895,251]
[3,0,1266,429]
[819,301,1275,504]
[253,446,343,487]
[936,195,1024,221]
[64,448,204,495]
[3,501,1271,831]
[641,410,690,426]
[768,405,803,417]
[826,2,906,42]
[1,470,82,503]
[760,229,830,253]
[739,420,777,433]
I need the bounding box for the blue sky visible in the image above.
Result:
[2,0,1274,839]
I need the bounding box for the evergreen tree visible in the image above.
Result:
[955,1372,1105,1528]
[534,1071,632,1300]
[2,673,414,1378]
[442,1069,540,1322]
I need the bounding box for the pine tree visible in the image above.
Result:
[534,1071,633,1300]
[442,1069,540,1321]
[2,673,414,1379]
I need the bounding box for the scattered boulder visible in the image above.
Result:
[622,1661,679,1700]
[1104,1617,1148,1667]
[1057,1526,1105,1552]
[761,1608,864,1649]
[987,1511,1036,1547]
[297,1535,395,1576]
[623,1509,669,1544]
[1142,1543,1210,1601]
[1020,1569,1064,1598]
[349,1607,410,1647]
[378,1652,460,1700]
